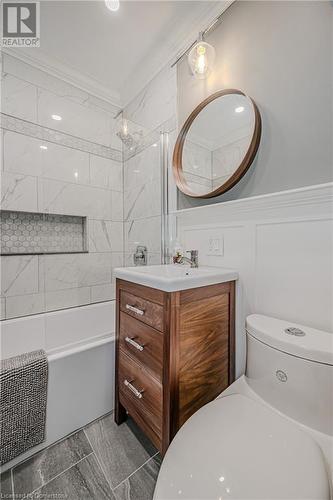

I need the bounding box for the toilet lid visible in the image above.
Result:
[154,394,330,500]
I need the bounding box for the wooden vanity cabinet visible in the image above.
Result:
[115,278,235,455]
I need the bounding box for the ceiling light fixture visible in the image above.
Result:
[39,145,48,150]
[51,114,62,121]
[188,32,215,79]
[105,0,119,12]
[235,106,245,113]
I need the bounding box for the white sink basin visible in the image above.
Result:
[114,264,238,292]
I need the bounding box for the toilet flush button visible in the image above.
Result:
[285,327,306,337]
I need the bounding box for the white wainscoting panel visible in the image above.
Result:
[174,183,333,378]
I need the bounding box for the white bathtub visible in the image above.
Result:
[0,301,115,471]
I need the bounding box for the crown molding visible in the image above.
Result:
[2,47,122,108]
[2,1,234,109]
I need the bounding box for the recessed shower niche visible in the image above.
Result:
[0,211,87,256]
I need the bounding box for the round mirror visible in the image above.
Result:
[173,89,261,198]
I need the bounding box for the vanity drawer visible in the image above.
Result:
[119,312,163,381]
[119,350,162,440]
[120,290,164,332]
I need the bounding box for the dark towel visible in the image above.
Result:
[0,349,48,465]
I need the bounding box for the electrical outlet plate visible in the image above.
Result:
[207,235,224,256]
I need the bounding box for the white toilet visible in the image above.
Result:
[154,314,333,500]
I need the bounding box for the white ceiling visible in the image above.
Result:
[8,0,231,107]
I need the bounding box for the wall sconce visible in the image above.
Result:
[188,32,215,79]
[116,119,143,151]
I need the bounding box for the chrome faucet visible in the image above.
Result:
[174,250,199,268]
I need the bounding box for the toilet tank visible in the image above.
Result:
[245,314,333,436]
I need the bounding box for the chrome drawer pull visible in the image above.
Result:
[125,336,144,351]
[126,304,145,316]
[124,379,143,399]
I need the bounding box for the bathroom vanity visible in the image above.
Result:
[114,265,237,455]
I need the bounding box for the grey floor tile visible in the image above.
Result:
[114,454,162,500]
[0,469,12,497]
[85,414,157,489]
[13,430,92,495]
[30,454,115,500]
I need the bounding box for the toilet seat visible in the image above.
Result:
[154,394,331,500]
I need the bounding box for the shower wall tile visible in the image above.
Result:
[3,54,120,117]
[124,144,161,221]
[45,287,91,312]
[124,217,161,254]
[91,283,115,303]
[4,131,90,184]
[88,220,123,253]
[0,298,6,320]
[111,191,124,222]
[2,114,122,162]
[38,179,112,219]
[124,252,161,268]
[124,65,176,133]
[37,88,113,146]
[1,55,124,319]
[1,255,39,297]
[42,253,112,292]
[90,155,123,191]
[1,73,38,122]
[111,251,124,272]
[5,293,45,319]
[1,172,38,212]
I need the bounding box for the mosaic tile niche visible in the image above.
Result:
[0,211,87,255]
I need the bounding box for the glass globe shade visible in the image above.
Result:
[105,0,119,12]
[188,41,215,79]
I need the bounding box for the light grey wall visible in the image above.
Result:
[177,1,333,209]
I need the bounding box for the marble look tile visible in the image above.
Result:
[2,114,122,162]
[114,454,161,500]
[124,252,161,268]
[1,172,38,212]
[37,87,113,147]
[5,292,45,319]
[12,430,92,496]
[45,287,91,312]
[84,415,157,489]
[1,255,39,297]
[4,130,90,184]
[90,155,123,191]
[3,54,120,117]
[124,217,161,254]
[30,454,115,500]
[0,297,6,320]
[111,191,124,222]
[111,252,124,282]
[43,253,112,292]
[124,145,161,221]
[124,65,176,132]
[88,220,123,253]
[0,469,12,497]
[91,283,115,303]
[38,178,112,219]
[1,73,38,122]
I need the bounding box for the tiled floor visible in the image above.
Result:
[0,412,161,499]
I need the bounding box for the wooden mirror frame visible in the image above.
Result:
[173,89,262,199]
